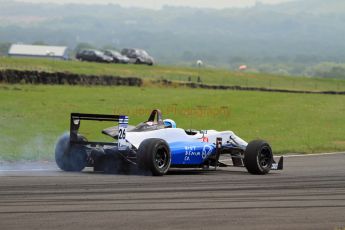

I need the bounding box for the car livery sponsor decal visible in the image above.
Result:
[183,144,213,162]
[184,146,201,161]
[202,145,213,159]
[118,115,128,150]
[169,141,215,165]
[201,137,209,142]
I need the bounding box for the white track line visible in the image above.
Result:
[283,152,345,158]
[220,152,345,163]
[0,169,56,172]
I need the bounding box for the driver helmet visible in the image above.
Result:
[163,119,176,128]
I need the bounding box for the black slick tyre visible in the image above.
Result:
[137,138,171,176]
[55,134,87,172]
[244,140,273,175]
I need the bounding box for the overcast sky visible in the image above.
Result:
[14,0,296,9]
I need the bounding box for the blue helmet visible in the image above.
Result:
[163,119,176,128]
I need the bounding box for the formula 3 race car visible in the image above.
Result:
[55,109,283,176]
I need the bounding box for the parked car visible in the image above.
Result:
[76,49,113,63]
[104,50,130,64]
[121,48,154,66]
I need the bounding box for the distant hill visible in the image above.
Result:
[0,0,345,76]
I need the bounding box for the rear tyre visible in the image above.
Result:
[55,134,87,172]
[244,140,273,175]
[137,138,171,176]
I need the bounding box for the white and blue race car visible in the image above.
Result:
[55,109,283,176]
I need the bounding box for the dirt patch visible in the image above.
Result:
[333,141,345,147]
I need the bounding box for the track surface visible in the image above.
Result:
[0,153,345,230]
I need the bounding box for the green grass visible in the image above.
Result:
[0,84,344,161]
[1,56,345,92]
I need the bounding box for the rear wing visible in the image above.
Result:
[70,113,128,150]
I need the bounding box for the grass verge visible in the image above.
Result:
[0,84,344,161]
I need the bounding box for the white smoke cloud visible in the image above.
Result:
[0,134,57,174]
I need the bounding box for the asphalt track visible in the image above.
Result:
[0,153,344,230]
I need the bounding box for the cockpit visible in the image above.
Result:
[102,109,175,138]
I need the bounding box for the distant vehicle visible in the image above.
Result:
[121,48,154,66]
[104,50,130,64]
[239,65,248,71]
[76,49,113,63]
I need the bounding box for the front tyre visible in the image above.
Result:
[55,134,87,172]
[244,140,273,175]
[137,138,171,176]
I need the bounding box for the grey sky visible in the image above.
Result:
[14,0,295,9]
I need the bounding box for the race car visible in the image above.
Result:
[55,109,283,176]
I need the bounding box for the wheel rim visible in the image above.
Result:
[258,146,272,169]
[154,147,169,169]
